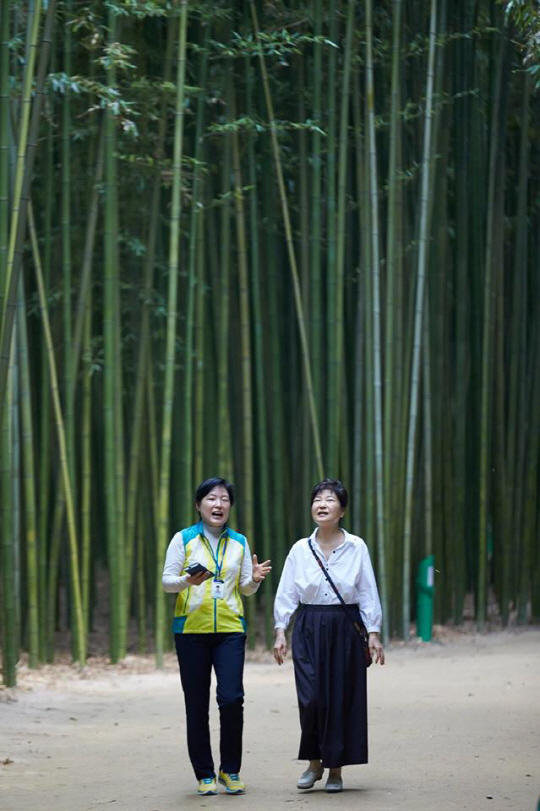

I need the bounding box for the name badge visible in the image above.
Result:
[211,580,225,599]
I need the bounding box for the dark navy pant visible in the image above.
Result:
[175,632,246,780]
[292,604,368,768]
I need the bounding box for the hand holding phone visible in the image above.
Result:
[185,561,214,585]
[185,562,211,576]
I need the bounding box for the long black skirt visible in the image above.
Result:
[292,604,368,768]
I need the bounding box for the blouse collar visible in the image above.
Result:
[308,526,354,549]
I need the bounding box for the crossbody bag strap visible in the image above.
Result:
[308,538,366,638]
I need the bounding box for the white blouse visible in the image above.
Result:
[273,528,382,633]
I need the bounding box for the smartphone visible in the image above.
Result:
[185,562,213,577]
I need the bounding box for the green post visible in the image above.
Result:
[416,554,435,641]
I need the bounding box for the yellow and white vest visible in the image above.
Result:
[173,521,247,634]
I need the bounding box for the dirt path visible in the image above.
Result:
[1,629,539,811]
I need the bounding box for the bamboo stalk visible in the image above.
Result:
[509,72,531,624]
[297,51,312,501]
[193,197,205,488]
[246,53,273,645]
[81,290,92,636]
[231,86,256,644]
[365,0,389,639]
[17,279,39,667]
[0,3,15,685]
[62,0,74,491]
[187,23,210,494]
[384,0,402,583]
[155,0,188,668]
[332,0,355,478]
[29,203,86,666]
[103,10,121,663]
[310,0,323,417]
[11,326,20,655]
[363,94,376,568]
[217,72,233,481]
[326,1,339,471]
[0,0,9,289]
[38,86,54,662]
[477,33,505,629]
[453,0,474,623]
[136,499,147,652]
[352,70,368,533]
[401,0,437,639]
[1,341,16,686]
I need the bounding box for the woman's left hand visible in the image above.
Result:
[369,632,385,665]
[252,554,272,583]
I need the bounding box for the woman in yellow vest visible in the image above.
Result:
[162,477,271,796]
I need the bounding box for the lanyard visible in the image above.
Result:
[202,533,228,579]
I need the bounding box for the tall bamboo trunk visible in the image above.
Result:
[310,0,323,422]
[17,279,39,667]
[0,0,9,288]
[245,54,273,645]
[103,10,124,663]
[384,0,403,610]
[477,33,506,629]
[1,344,16,686]
[0,1,14,685]
[217,71,233,481]
[365,0,388,638]
[155,0,188,668]
[332,0,355,479]
[231,85,256,644]
[29,203,86,665]
[401,0,437,638]
[325,0,339,473]
[186,23,210,495]
[62,0,74,491]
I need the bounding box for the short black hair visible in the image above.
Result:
[195,477,235,507]
[310,478,348,510]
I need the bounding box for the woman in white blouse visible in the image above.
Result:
[273,478,384,793]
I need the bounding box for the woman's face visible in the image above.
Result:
[197,485,231,528]
[311,488,344,527]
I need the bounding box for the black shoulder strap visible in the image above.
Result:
[308,538,366,639]
[308,538,347,605]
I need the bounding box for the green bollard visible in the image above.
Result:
[416,555,435,641]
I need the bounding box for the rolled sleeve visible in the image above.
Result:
[356,543,382,632]
[273,550,300,630]
[239,539,260,596]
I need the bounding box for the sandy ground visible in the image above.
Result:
[1,629,539,811]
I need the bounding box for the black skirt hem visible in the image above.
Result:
[292,603,368,769]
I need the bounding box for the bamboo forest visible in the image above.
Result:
[0,0,539,687]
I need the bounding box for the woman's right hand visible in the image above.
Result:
[273,630,287,665]
[186,571,213,586]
